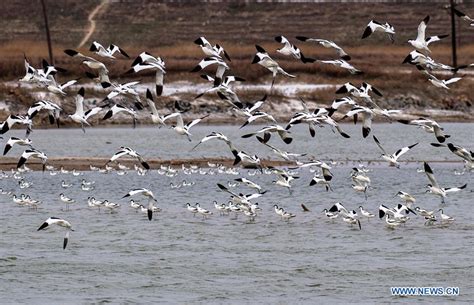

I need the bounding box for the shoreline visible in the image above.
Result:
[0,157,466,172]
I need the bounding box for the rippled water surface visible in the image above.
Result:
[0,123,473,304]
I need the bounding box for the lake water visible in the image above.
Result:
[0,123,472,304]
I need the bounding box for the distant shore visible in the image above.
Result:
[0,157,466,172]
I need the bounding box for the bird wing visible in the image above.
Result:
[416,15,429,42]
[186,115,208,129]
[74,88,85,116]
[145,89,159,116]
[423,162,439,188]
[393,143,418,160]
[175,113,184,128]
[110,149,129,162]
[443,184,467,193]
[373,135,387,155]
[84,107,102,120]
[444,77,462,85]
[60,79,78,90]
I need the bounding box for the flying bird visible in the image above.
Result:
[145,89,180,127]
[107,147,150,170]
[251,45,295,88]
[17,148,48,171]
[89,41,129,59]
[194,37,231,61]
[373,135,418,168]
[408,16,448,53]
[127,52,166,96]
[123,188,157,221]
[274,35,315,63]
[453,7,474,26]
[3,137,32,155]
[102,104,138,128]
[296,36,350,60]
[361,20,395,42]
[424,162,467,204]
[170,113,209,142]
[318,59,362,74]
[37,217,73,250]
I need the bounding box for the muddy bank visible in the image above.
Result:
[0,157,465,172]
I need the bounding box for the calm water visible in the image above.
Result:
[3,122,473,161]
[0,123,473,304]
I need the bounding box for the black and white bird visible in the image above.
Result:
[322,208,338,219]
[296,36,350,60]
[217,183,265,207]
[428,74,462,90]
[403,50,454,72]
[443,143,473,165]
[414,65,462,89]
[336,82,383,105]
[1,115,33,136]
[274,35,315,63]
[351,168,371,200]
[64,49,110,83]
[37,217,73,250]
[361,20,395,42]
[373,135,418,168]
[256,136,305,161]
[408,16,448,53]
[89,41,129,59]
[123,188,157,221]
[318,59,362,74]
[20,57,65,84]
[424,162,467,204]
[453,7,474,26]
[241,111,277,129]
[398,117,447,143]
[186,202,199,216]
[251,45,295,88]
[102,81,143,109]
[341,106,374,138]
[107,147,150,169]
[234,177,263,193]
[192,131,232,151]
[68,87,102,132]
[309,173,333,192]
[128,52,166,96]
[438,209,454,222]
[195,203,213,218]
[230,149,262,169]
[328,202,361,230]
[27,100,61,127]
[44,79,77,96]
[194,37,231,61]
[145,89,180,127]
[191,57,230,87]
[359,206,375,220]
[195,74,245,109]
[3,137,32,155]
[242,124,292,144]
[59,193,75,211]
[395,191,416,207]
[171,113,209,142]
[17,148,47,171]
[273,172,299,194]
[102,104,138,128]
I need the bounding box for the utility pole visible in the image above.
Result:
[40,0,54,64]
[450,0,457,68]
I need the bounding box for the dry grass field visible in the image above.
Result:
[0,1,473,122]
